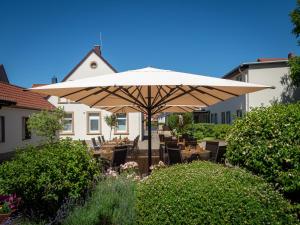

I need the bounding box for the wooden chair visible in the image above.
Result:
[91,137,100,151]
[97,136,102,145]
[215,145,227,163]
[159,134,165,142]
[128,135,140,157]
[167,147,183,165]
[206,141,219,161]
[111,146,128,169]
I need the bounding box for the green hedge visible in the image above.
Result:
[0,139,99,215]
[226,103,300,202]
[63,176,136,225]
[185,123,231,140]
[136,162,299,225]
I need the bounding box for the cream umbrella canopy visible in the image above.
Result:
[30,67,271,171]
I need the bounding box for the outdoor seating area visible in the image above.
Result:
[84,133,226,174]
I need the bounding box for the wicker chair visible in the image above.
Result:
[91,137,100,151]
[167,147,183,165]
[205,141,219,161]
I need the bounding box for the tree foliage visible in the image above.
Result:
[289,0,300,86]
[104,114,118,140]
[27,107,65,143]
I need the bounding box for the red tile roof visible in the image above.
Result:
[0,81,55,110]
[256,58,287,62]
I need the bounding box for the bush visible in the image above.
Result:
[185,123,231,140]
[136,162,299,225]
[226,103,300,202]
[63,176,136,225]
[0,139,100,216]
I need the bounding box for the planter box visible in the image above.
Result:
[0,213,10,224]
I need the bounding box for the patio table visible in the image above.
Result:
[181,145,211,161]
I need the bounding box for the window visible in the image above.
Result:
[90,61,98,69]
[22,117,31,140]
[87,112,101,134]
[236,109,243,118]
[62,113,74,134]
[226,111,231,124]
[0,116,4,142]
[214,113,218,124]
[210,114,214,124]
[221,112,226,124]
[236,75,243,81]
[116,113,128,133]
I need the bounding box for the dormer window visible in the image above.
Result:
[90,61,98,69]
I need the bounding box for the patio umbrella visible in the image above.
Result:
[30,67,271,171]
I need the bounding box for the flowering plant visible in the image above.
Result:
[150,161,166,171]
[0,194,20,214]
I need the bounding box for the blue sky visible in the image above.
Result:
[0,0,299,87]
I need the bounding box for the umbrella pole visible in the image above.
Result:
[147,86,152,173]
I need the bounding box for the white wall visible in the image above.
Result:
[207,71,247,123]
[0,107,45,153]
[248,63,290,108]
[49,50,143,141]
[48,96,142,141]
[67,52,115,81]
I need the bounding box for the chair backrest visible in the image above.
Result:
[133,135,139,149]
[167,147,182,165]
[164,136,173,142]
[159,134,165,142]
[101,135,105,143]
[112,147,128,167]
[165,141,178,148]
[97,136,102,144]
[206,141,219,160]
[215,145,227,163]
[91,138,98,147]
[186,140,198,149]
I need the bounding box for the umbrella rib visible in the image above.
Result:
[188,86,227,101]
[98,87,146,109]
[119,87,147,109]
[155,85,199,108]
[90,87,123,108]
[152,105,169,115]
[152,86,181,109]
[152,85,163,106]
[204,86,239,97]
[176,86,209,106]
[74,86,111,102]
[178,106,190,112]
[136,86,147,106]
[60,87,95,98]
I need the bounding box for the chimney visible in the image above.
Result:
[288,52,295,59]
[51,76,58,84]
[93,45,101,55]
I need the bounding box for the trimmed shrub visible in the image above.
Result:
[185,123,231,140]
[136,162,299,225]
[63,176,136,225]
[226,103,300,201]
[0,139,100,216]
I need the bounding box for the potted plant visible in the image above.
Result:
[0,202,12,223]
[0,194,20,224]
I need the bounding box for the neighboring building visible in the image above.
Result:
[207,54,300,124]
[47,46,143,141]
[0,66,55,161]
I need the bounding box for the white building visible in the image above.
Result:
[0,65,55,161]
[47,46,143,141]
[207,55,300,124]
